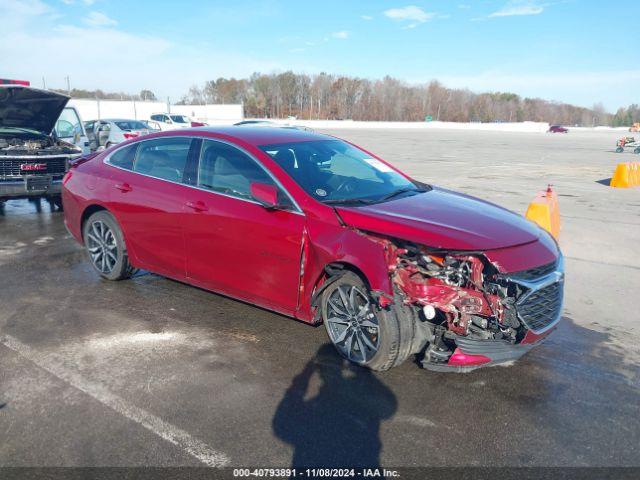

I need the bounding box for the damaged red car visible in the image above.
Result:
[62,127,564,372]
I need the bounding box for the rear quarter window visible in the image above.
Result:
[108,144,138,170]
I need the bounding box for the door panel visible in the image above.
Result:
[105,138,194,278]
[108,168,188,277]
[183,139,305,313]
[184,191,304,312]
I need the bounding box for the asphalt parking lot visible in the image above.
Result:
[1,128,639,468]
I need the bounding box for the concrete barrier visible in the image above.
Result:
[610,162,640,188]
[525,186,560,239]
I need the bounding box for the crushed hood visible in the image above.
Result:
[0,86,70,135]
[335,187,542,251]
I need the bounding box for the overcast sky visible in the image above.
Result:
[2,0,638,111]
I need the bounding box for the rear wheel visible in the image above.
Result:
[616,146,624,153]
[83,211,134,280]
[321,271,414,371]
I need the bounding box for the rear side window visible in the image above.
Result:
[108,144,138,170]
[134,137,192,183]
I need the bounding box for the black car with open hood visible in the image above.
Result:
[0,85,82,205]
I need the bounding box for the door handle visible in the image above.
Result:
[186,200,208,212]
[114,182,132,193]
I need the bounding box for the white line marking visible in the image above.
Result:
[1,334,230,467]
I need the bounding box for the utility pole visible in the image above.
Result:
[42,76,46,89]
[65,75,70,95]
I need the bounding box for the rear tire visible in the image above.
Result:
[83,211,134,280]
[616,146,624,153]
[321,271,414,371]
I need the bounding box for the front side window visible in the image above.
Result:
[133,137,192,183]
[259,139,425,205]
[108,143,138,170]
[198,139,293,208]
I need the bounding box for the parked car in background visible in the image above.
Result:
[548,125,568,133]
[85,119,152,150]
[141,120,162,133]
[62,127,563,373]
[149,113,205,130]
[0,84,81,208]
[54,106,91,154]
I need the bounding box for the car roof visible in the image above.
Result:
[190,126,330,146]
[102,118,143,122]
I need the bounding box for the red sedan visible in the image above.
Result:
[62,127,564,372]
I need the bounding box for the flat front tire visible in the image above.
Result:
[321,271,414,371]
[83,211,134,280]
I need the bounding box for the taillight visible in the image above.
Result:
[123,132,139,139]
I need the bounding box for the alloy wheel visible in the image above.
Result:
[86,220,118,274]
[325,285,380,363]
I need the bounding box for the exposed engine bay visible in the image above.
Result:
[0,132,79,156]
[379,237,558,368]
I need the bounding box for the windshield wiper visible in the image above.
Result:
[323,198,373,206]
[376,187,423,203]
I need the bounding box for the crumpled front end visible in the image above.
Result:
[381,238,564,372]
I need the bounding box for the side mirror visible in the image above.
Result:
[250,182,279,209]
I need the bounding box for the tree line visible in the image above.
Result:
[177,71,632,127]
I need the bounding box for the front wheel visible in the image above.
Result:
[634,147,640,154]
[83,211,134,280]
[321,271,414,371]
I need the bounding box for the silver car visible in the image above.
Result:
[85,119,151,150]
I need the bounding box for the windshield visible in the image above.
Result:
[170,115,189,123]
[115,121,148,131]
[259,139,425,205]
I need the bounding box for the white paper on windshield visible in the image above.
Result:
[363,158,394,173]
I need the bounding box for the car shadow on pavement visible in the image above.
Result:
[273,343,397,468]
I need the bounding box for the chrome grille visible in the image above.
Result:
[0,157,68,178]
[507,256,564,334]
[517,281,563,332]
